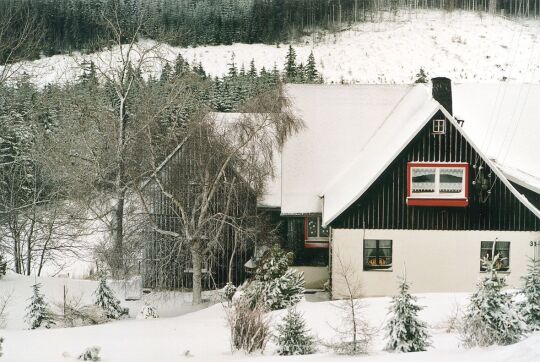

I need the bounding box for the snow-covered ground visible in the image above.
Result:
[5,10,540,86]
[1,274,539,361]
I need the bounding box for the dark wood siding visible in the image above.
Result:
[332,112,540,231]
[143,136,256,290]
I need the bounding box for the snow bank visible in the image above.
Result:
[2,274,540,361]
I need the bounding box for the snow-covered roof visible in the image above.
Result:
[453,83,540,194]
[274,82,540,225]
[280,84,413,214]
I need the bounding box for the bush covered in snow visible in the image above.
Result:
[244,245,305,310]
[25,283,55,329]
[56,303,109,328]
[385,277,431,352]
[275,308,315,356]
[519,258,540,331]
[137,304,159,320]
[460,254,526,347]
[223,282,237,304]
[226,297,270,353]
[94,274,128,320]
[78,346,101,361]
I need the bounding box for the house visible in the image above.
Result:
[143,78,540,297]
[263,79,540,297]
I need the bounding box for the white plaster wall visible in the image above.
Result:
[331,229,540,298]
[291,266,329,289]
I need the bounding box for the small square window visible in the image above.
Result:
[304,216,329,248]
[433,119,446,134]
[480,241,510,272]
[363,239,392,270]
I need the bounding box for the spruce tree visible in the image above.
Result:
[174,54,189,76]
[385,277,431,352]
[275,308,315,355]
[519,258,540,331]
[25,283,55,329]
[248,59,257,77]
[305,51,319,83]
[94,273,128,319]
[0,336,3,357]
[0,253,6,278]
[461,253,526,347]
[284,45,297,81]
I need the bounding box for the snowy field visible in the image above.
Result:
[1,274,540,362]
[5,10,540,86]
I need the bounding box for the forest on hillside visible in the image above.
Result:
[2,0,540,62]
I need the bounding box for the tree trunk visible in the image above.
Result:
[191,242,203,305]
[113,189,125,278]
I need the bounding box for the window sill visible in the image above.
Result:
[480,270,511,274]
[407,197,468,207]
[305,242,329,249]
[363,268,393,272]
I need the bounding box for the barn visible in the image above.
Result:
[265,79,540,297]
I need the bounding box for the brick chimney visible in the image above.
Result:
[432,77,452,115]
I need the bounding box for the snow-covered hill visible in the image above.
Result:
[1,274,540,361]
[6,10,540,86]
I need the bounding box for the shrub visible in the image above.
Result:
[226,297,270,353]
[0,336,4,357]
[244,245,305,310]
[78,346,101,361]
[385,277,431,352]
[25,283,55,329]
[137,304,159,320]
[519,258,540,331]
[94,274,128,320]
[275,308,315,355]
[223,282,237,304]
[460,253,526,347]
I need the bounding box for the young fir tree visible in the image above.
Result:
[385,277,431,352]
[519,258,540,331]
[461,253,526,347]
[248,59,257,78]
[275,308,315,355]
[94,274,127,319]
[304,51,319,83]
[25,283,55,329]
[0,336,3,357]
[284,45,297,81]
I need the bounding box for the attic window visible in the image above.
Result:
[433,119,446,134]
[304,216,329,248]
[407,162,469,207]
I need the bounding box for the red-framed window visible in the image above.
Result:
[304,216,329,248]
[407,162,469,207]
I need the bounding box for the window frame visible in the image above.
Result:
[407,162,469,207]
[433,119,446,134]
[304,215,329,248]
[363,239,393,271]
[480,241,510,272]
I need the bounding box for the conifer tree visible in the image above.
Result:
[284,45,297,81]
[385,277,431,352]
[305,51,319,82]
[0,336,4,357]
[275,308,315,355]
[160,63,172,83]
[25,283,55,329]
[174,54,189,76]
[94,273,128,319]
[248,59,257,77]
[461,253,526,347]
[519,258,540,331]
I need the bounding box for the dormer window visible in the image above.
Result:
[407,162,469,207]
[433,119,446,134]
[304,215,329,248]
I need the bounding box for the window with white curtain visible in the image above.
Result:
[409,163,467,199]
